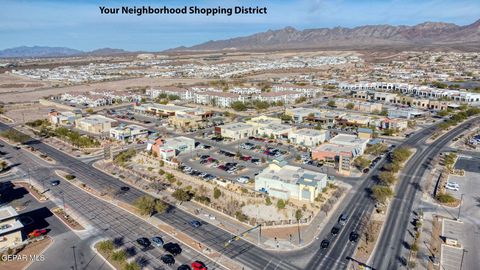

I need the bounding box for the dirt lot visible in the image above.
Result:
[4,103,53,123]
[0,73,50,93]
[0,76,210,103]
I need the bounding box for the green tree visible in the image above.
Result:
[213,187,222,199]
[353,156,370,169]
[371,185,394,203]
[154,200,168,214]
[172,188,193,202]
[0,160,7,171]
[97,240,114,254]
[346,103,355,110]
[111,250,127,262]
[378,171,397,186]
[123,262,141,270]
[295,209,303,221]
[276,199,286,210]
[134,195,156,216]
[327,100,336,107]
[280,114,292,122]
[0,129,31,143]
[265,196,272,206]
[231,101,247,111]
[295,96,307,104]
[392,147,412,163]
[165,173,176,183]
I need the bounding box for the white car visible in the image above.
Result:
[235,177,249,184]
[444,185,459,191]
[446,182,460,188]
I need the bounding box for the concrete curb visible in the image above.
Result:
[65,165,241,270]
[21,236,54,270]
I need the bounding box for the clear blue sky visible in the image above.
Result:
[1,0,479,51]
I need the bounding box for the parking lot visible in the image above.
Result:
[441,219,466,270]
[178,142,267,184]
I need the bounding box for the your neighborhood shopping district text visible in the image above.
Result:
[99,6,268,16]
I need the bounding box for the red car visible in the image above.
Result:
[28,229,47,238]
[191,261,207,270]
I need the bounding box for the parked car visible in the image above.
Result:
[190,220,201,228]
[191,261,208,270]
[50,180,60,186]
[161,254,175,265]
[136,237,151,248]
[446,182,460,188]
[120,186,130,192]
[235,176,249,184]
[320,239,330,249]
[28,229,47,238]
[444,185,459,191]
[163,242,182,256]
[152,236,164,247]
[349,232,359,242]
[178,265,192,270]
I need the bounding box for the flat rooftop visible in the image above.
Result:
[220,122,254,131]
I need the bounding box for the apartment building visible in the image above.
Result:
[194,91,240,108]
[147,86,194,101]
[258,91,303,104]
[272,84,321,97]
[336,98,383,113]
[255,159,328,202]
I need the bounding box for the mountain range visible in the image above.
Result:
[2,19,479,58]
[0,46,128,58]
[173,19,480,51]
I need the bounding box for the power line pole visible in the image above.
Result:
[457,193,464,220]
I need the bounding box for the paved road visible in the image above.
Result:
[0,137,224,270]
[0,123,302,270]
[2,118,475,270]
[371,118,479,270]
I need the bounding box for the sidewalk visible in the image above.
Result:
[94,159,350,251]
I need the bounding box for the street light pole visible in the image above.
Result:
[457,193,465,220]
[460,249,468,270]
